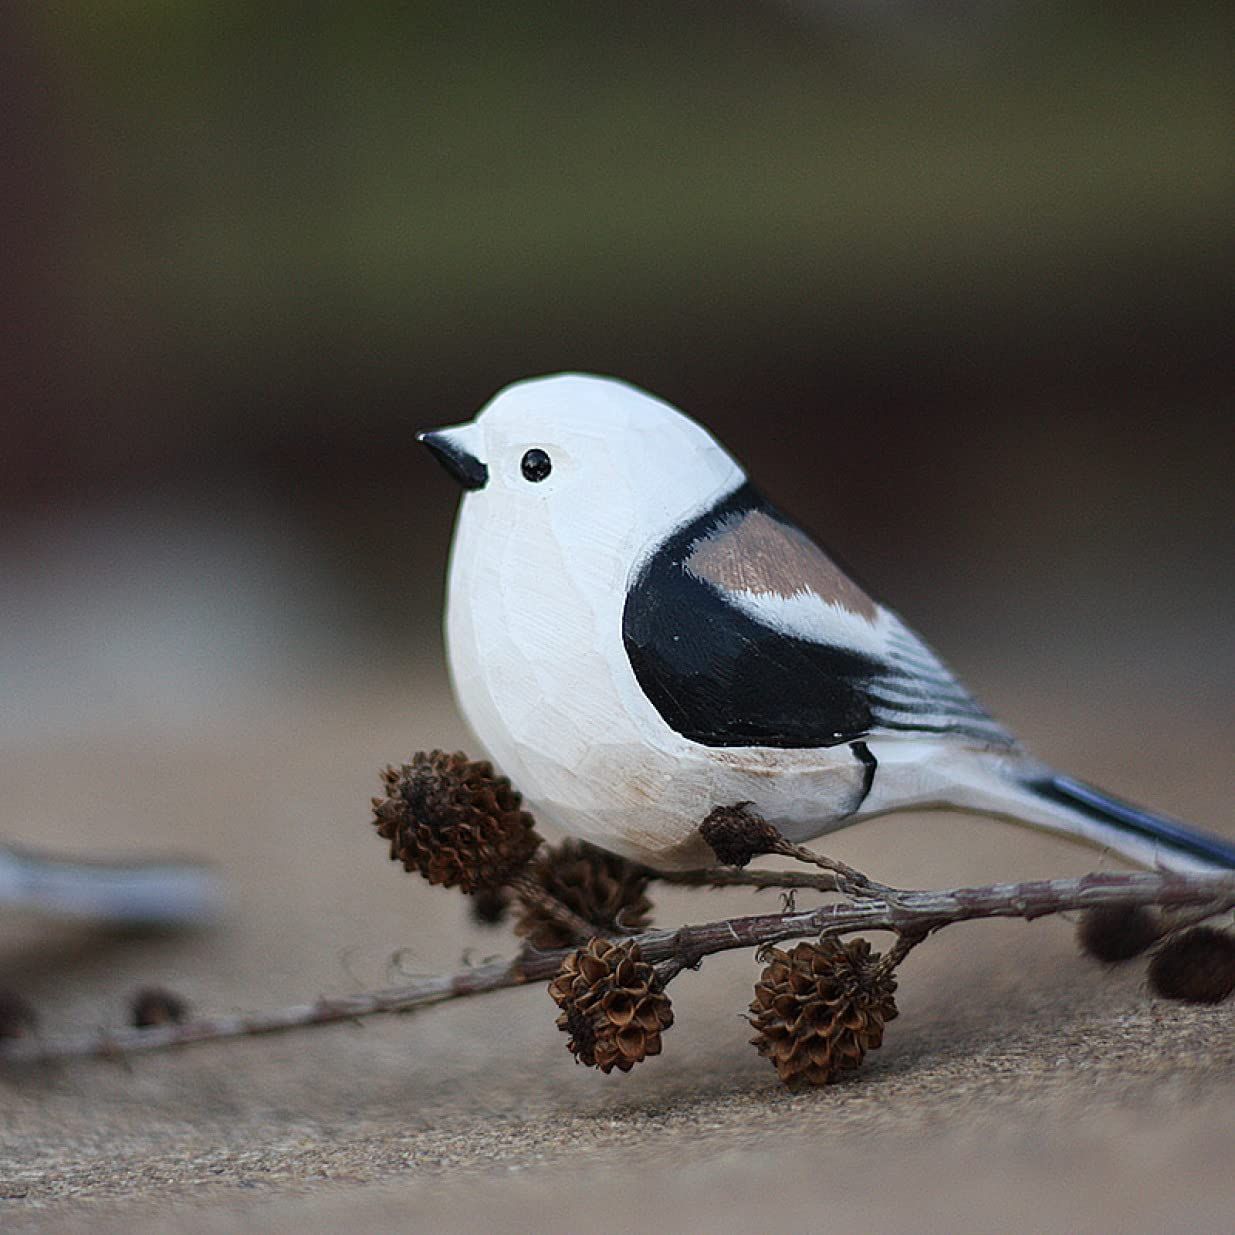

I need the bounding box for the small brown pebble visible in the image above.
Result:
[1077,905,1162,963]
[0,991,37,1040]
[130,986,190,1028]
[1147,927,1235,1004]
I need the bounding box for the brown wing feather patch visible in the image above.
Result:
[685,509,878,622]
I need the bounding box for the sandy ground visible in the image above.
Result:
[1,662,1232,1234]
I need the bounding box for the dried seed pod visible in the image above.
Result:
[515,840,653,949]
[372,750,541,894]
[0,991,37,1040]
[548,938,674,1073]
[749,938,898,1088]
[469,886,511,927]
[1077,905,1162,963]
[1147,927,1235,1004]
[130,987,190,1028]
[699,803,785,868]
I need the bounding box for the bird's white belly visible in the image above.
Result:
[443,504,868,869]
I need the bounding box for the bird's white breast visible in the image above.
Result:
[443,485,876,869]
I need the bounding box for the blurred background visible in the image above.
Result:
[2,0,1232,989]
[2,6,1234,1222]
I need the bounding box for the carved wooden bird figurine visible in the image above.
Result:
[420,373,1234,873]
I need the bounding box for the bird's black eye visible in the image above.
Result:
[520,448,552,482]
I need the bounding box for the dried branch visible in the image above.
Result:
[696,804,893,896]
[506,873,600,942]
[3,866,1232,1065]
[655,865,845,893]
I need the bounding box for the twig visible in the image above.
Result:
[654,863,901,897]
[654,866,847,894]
[507,874,598,942]
[875,928,929,976]
[2,867,1232,1065]
[762,840,895,897]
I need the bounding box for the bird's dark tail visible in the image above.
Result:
[1022,773,1235,872]
[951,758,1235,873]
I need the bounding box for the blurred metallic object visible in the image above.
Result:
[0,844,222,928]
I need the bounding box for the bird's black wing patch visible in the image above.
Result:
[622,485,881,748]
[623,483,1012,750]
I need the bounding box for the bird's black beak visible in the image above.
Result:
[417,426,488,491]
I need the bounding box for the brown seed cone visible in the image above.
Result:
[130,986,190,1028]
[699,803,784,868]
[515,840,653,949]
[1077,905,1162,964]
[469,885,511,927]
[548,938,674,1073]
[1147,926,1235,1004]
[372,750,541,894]
[749,938,898,1088]
[0,990,37,1040]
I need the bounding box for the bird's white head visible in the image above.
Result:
[418,373,745,552]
